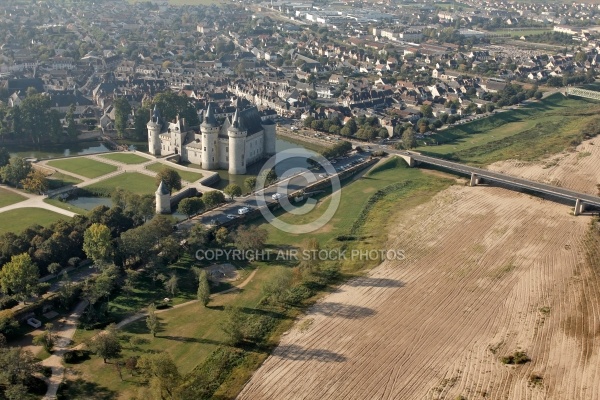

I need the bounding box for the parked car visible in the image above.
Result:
[271,193,283,200]
[237,207,250,215]
[226,214,236,219]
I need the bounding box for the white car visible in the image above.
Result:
[226,214,236,219]
[271,193,283,200]
[318,173,328,178]
[237,207,250,215]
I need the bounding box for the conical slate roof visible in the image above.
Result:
[156,180,170,195]
[230,108,246,131]
[202,102,217,126]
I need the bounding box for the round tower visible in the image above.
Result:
[228,109,247,175]
[155,180,171,214]
[262,118,277,156]
[147,105,162,156]
[201,103,219,170]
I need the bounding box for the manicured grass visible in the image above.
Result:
[43,198,89,216]
[46,171,83,189]
[418,93,600,166]
[84,172,157,196]
[47,157,117,179]
[0,208,67,234]
[146,162,203,183]
[100,153,149,165]
[0,187,27,208]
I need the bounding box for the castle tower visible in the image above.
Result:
[201,103,219,170]
[147,105,162,156]
[155,180,171,214]
[227,109,247,175]
[262,118,277,156]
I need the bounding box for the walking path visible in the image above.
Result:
[40,300,88,400]
[0,151,220,217]
[0,184,77,217]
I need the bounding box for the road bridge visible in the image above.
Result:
[395,151,600,216]
[564,87,600,101]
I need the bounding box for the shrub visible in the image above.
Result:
[63,349,91,364]
[284,285,314,305]
[501,351,530,365]
[0,297,18,311]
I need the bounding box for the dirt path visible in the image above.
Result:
[238,185,600,400]
[41,300,88,400]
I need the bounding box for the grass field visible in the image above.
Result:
[418,93,600,166]
[100,153,150,165]
[43,198,89,216]
[0,187,26,208]
[145,162,203,183]
[47,158,117,179]
[84,172,158,196]
[64,157,453,399]
[46,171,83,189]
[0,208,67,234]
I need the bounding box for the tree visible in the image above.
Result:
[65,104,78,137]
[83,223,113,264]
[402,127,416,149]
[188,224,209,249]
[151,91,199,127]
[58,272,76,309]
[0,148,9,168]
[33,323,54,352]
[214,227,229,246]
[155,168,182,193]
[231,226,268,252]
[259,168,277,186]
[137,353,181,400]
[0,253,39,302]
[420,104,433,118]
[0,157,31,187]
[177,197,204,218]
[244,177,257,192]
[223,183,242,200]
[0,346,39,398]
[21,169,48,194]
[164,274,178,297]
[114,98,132,139]
[146,303,160,337]
[88,324,121,363]
[220,306,245,345]
[196,270,210,307]
[202,190,225,209]
[534,91,543,100]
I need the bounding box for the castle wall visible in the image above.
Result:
[245,131,265,166]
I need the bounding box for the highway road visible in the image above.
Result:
[179,152,369,229]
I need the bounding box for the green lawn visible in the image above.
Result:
[100,153,150,165]
[0,208,67,234]
[84,172,158,196]
[46,171,83,190]
[0,187,27,208]
[418,93,600,166]
[43,198,89,216]
[146,162,203,183]
[47,158,117,179]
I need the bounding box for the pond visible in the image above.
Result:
[66,196,112,210]
[6,141,147,160]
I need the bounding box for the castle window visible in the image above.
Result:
[204,147,206,151]
[225,147,228,153]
